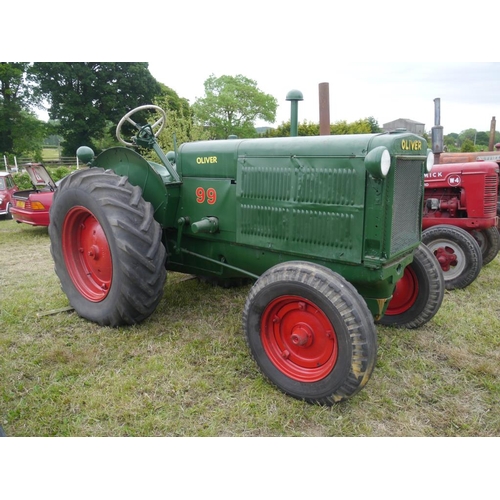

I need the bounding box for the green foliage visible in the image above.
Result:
[52,166,72,181]
[30,63,162,156]
[461,138,476,152]
[263,117,381,138]
[0,63,45,157]
[152,110,210,155]
[154,89,209,148]
[443,129,500,152]
[12,172,32,190]
[474,131,490,147]
[192,74,278,139]
[444,133,459,151]
[135,89,211,163]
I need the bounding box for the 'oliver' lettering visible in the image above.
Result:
[401,139,422,151]
[196,156,218,164]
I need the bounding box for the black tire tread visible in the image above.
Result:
[472,226,500,266]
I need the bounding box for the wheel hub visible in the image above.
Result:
[434,246,458,271]
[62,206,112,302]
[385,266,419,315]
[261,296,338,382]
[290,323,313,347]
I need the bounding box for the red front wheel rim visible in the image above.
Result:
[385,267,419,315]
[62,206,112,302]
[261,296,338,382]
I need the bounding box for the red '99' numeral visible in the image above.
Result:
[206,188,216,205]
[196,187,205,203]
[196,187,217,205]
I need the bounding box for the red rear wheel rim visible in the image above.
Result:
[385,266,419,315]
[62,206,112,302]
[261,296,338,382]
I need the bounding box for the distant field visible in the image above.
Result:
[42,147,60,161]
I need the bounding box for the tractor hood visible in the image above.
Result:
[24,163,57,191]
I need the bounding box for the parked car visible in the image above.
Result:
[10,163,58,227]
[0,171,19,219]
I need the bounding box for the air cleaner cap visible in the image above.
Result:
[76,146,95,164]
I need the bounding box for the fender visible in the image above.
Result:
[93,146,178,227]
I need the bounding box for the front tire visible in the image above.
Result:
[49,168,166,326]
[422,225,482,290]
[377,243,444,329]
[242,261,377,405]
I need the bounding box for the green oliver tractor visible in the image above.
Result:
[48,105,444,405]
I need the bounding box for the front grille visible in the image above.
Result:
[484,174,498,217]
[390,158,423,256]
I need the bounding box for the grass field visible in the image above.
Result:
[1,218,499,437]
[41,146,61,161]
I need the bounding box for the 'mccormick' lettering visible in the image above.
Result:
[196,156,218,164]
[424,171,444,178]
[401,139,422,151]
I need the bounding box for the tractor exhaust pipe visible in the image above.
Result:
[489,116,496,151]
[432,98,444,164]
[319,82,330,136]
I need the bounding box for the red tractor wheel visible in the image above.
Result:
[49,168,166,326]
[422,225,482,290]
[242,261,377,405]
[470,227,500,266]
[377,243,444,329]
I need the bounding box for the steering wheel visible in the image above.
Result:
[116,104,167,146]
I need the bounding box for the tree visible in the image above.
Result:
[192,74,278,139]
[140,85,210,162]
[461,138,475,152]
[30,63,162,156]
[366,116,382,133]
[444,132,459,151]
[474,131,490,148]
[0,62,45,158]
[459,128,478,146]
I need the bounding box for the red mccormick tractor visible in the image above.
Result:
[439,150,500,225]
[422,161,500,289]
[48,105,443,405]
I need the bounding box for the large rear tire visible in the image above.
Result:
[422,225,482,290]
[377,243,444,329]
[242,261,377,405]
[470,227,500,266]
[49,168,166,326]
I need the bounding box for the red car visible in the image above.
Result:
[11,163,57,227]
[0,171,19,219]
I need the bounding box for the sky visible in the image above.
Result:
[147,61,500,135]
[7,1,499,136]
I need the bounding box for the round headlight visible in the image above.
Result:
[426,150,435,172]
[381,149,391,176]
[364,146,391,179]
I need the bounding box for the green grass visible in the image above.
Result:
[1,219,499,436]
[42,147,61,161]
